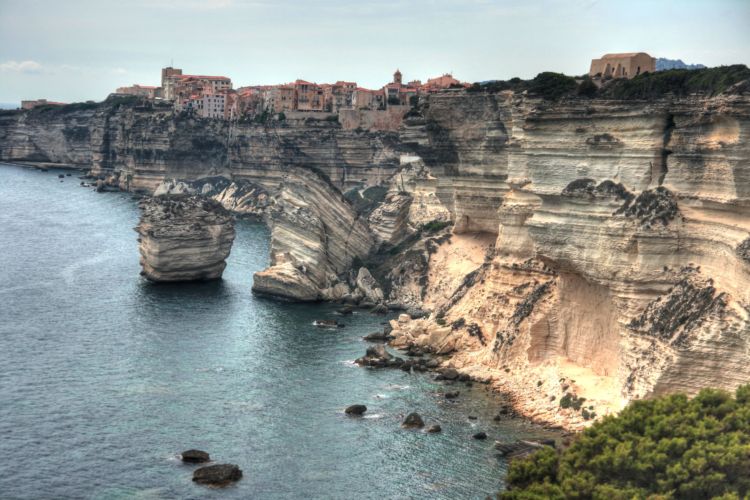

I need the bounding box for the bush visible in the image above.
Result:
[577,76,599,97]
[499,385,750,499]
[421,220,451,233]
[601,64,750,99]
[528,72,578,100]
[559,393,586,410]
[277,112,286,121]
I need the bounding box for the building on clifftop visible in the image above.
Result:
[589,52,656,79]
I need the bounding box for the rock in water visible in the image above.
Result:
[402,412,425,428]
[192,463,243,486]
[473,431,488,440]
[136,195,235,282]
[181,449,210,463]
[427,424,442,433]
[345,404,367,416]
[355,345,393,367]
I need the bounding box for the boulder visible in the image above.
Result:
[427,424,442,433]
[402,412,425,428]
[355,344,393,367]
[192,464,243,486]
[473,432,488,440]
[181,449,210,463]
[444,391,460,399]
[441,368,459,380]
[363,331,393,342]
[356,267,385,304]
[345,404,367,416]
[370,303,388,315]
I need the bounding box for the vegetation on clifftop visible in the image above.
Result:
[499,385,750,499]
[469,64,750,100]
[600,64,750,99]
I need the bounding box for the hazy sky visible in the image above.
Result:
[0,0,748,104]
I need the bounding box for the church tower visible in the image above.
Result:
[393,69,402,85]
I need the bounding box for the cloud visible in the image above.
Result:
[0,60,43,73]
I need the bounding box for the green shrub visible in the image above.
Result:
[528,72,578,100]
[577,76,599,97]
[499,385,750,499]
[559,393,586,410]
[601,64,750,99]
[277,112,286,121]
[421,220,451,233]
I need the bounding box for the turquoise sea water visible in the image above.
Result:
[0,164,552,499]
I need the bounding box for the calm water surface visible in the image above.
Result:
[0,164,552,499]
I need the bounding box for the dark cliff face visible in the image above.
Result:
[0,98,402,193]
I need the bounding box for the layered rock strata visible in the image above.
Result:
[3,89,750,427]
[382,90,750,428]
[136,195,235,281]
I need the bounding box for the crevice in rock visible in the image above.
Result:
[658,113,675,186]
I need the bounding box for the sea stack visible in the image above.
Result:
[136,195,235,282]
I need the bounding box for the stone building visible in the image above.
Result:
[589,52,656,79]
[294,80,325,111]
[161,67,232,101]
[115,84,160,99]
[21,99,66,110]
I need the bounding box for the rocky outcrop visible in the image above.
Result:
[251,167,373,301]
[136,195,235,282]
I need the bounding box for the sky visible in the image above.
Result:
[0,0,748,104]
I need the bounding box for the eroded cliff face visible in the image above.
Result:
[2,90,749,427]
[0,100,397,302]
[385,90,750,428]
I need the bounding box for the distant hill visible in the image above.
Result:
[656,58,707,71]
[0,102,19,110]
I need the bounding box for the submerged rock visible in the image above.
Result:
[192,463,243,486]
[402,412,425,428]
[313,319,339,328]
[181,449,210,463]
[136,195,235,282]
[473,431,488,440]
[426,424,442,433]
[495,439,553,459]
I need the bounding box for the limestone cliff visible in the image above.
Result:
[136,195,235,282]
[2,89,750,427]
[383,90,750,428]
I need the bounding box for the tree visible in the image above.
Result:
[499,385,750,499]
